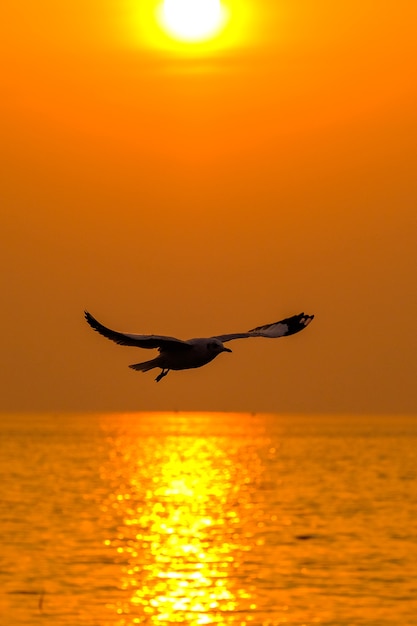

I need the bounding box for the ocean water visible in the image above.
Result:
[0,412,416,626]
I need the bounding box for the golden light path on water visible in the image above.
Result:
[99,412,269,624]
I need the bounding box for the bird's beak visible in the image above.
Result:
[222,346,232,353]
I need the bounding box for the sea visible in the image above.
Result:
[1,412,416,626]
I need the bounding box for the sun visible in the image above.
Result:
[126,0,252,55]
[158,0,227,43]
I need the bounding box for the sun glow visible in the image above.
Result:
[127,0,251,55]
[159,0,227,42]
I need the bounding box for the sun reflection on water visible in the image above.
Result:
[99,413,267,624]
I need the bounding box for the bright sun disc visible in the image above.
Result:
[159,0,227,42]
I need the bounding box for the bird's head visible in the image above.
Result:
[207,339,232,354]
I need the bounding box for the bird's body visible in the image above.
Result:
[84,310,314,382]
[128,337,231,381]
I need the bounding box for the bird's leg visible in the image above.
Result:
[155,369,169,383]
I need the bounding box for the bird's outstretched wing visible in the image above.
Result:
[213,313,314,343]
[84,311,193,351]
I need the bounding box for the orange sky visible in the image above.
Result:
[2,1,417,414]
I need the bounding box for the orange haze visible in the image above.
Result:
[1,1,417,414]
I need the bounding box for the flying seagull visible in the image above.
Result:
[84,310,314,382]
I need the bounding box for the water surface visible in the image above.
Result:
[1,412,416,625]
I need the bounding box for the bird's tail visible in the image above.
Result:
[129,358,160,373]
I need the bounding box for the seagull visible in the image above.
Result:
[84,310,314,382]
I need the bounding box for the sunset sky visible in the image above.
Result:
[2,1,417,414]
